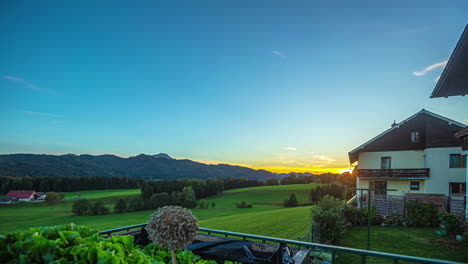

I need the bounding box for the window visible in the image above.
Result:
[449,183,466,194]
[381,157,391,169]
[411,131,420,143]
[369,181,387,195]
[449,154,467,168]
[410,181,420,191]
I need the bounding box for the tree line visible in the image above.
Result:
[0,176,142,193]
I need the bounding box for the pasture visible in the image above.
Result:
[0,184,316,234]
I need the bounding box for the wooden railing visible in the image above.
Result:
[358,168,430,179]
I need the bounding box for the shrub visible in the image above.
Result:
[344,189,354,201]
[343,205,365,226]
[211,202,216,208]
[72,199,91,215]
[91,201,109,215]
[384,214,403,227]
[199,200,209,209]
[311,195,349,244]
[129,196,144,211]
[114,198,128,213]
[284,193,299,207]
[462,231,468,246]
[438,212,466,236]
[363,206,380,225]
[405,201,438,227]
[236,201,253,208]
[45,191,62,205]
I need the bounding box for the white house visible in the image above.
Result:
[348,110,466,212]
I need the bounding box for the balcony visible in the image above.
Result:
[358,168,430,179]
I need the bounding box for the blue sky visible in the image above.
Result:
[1,0,467,173]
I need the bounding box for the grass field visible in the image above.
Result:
[1,184,466,263]
[341,227,468,263]
[0,184,316,234]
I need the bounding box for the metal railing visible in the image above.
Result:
[99,223,464,264]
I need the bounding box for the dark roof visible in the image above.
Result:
[6,190,36,199]
[348,109,466,164]
[431,24,468,98]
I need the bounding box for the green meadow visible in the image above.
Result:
[0,184,316,234]
[1,184,466,263]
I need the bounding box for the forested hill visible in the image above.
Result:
[0,153,279,181]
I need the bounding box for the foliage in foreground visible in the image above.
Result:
[0,224,234,264]
[311,195,349,245]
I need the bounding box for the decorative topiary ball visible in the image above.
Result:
[146,206,199,250]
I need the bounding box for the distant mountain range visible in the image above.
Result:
[0,153,279,181]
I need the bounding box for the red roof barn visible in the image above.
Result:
[6,190,36,200]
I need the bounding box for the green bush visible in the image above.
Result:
[405,201,438,227]
[343,205,364,226]
[236,201,253,208]
[45,191,62,205]
[284,193,299,207]
[199,200,209,209]
[363,206,380,225]
[91,201,109,215]
[311,195,349,244]
[0,224,238,264]
[437,212,466,236]
[72,199,91,215]
[211,202,216,208]
[384,214,403,226]
[462,231,468,246]
[114,198,128,213]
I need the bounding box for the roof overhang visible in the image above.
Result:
[348,109,466,164]
[431,24,468,98]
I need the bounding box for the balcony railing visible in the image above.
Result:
[99,223,463,264]
[358,169,430,179]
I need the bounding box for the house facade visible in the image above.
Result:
[349,110,466,201]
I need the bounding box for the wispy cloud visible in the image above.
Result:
[313,155,336,163]
[24,110,63,118]
[272,50,286,58]
[283,147,297,151]
[413,60,447,76]
[3,75,45,91]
